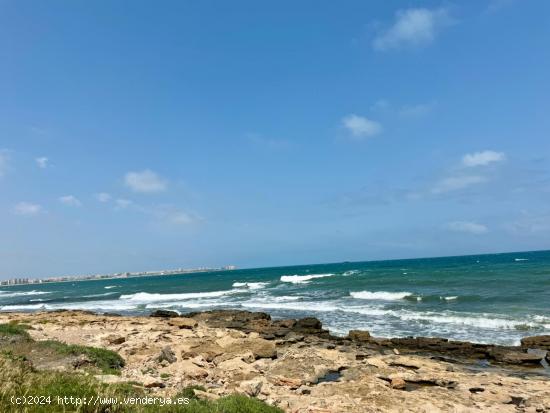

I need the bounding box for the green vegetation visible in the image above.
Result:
[0,323,283,412]
[175,384,206,400]
[0,322,31,339]
[0,358,283,412]
[38,340,125,374]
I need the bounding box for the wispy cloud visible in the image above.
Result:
[59,195,82,207]
[115,199,133,210]
[0,149,10,178]
[462,150,506,167]
[13,202,43,216]
[124,170,167,193]
[35,157,49,169]
[399,102,436,118]
[342,114,382,140]
[155,207,200,226]
[505,211,550,234]
[373,7,453,51]
[432,175,487,194]
[95,192,112,203]
[446,221,488,234]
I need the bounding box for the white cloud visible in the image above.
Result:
[0,150,10,178]
[59,195,82,207]
[432,175,487,194]
[342,114,382,140]
[447,221,488,234]
[373,7,452,51]
[115,199,133,210]
[35,157,49,168]
[462,150,506,167]
[95,192,112,203]
[13,202,43,216]
[124,170,167,193]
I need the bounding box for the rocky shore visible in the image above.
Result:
[1,309,549,413]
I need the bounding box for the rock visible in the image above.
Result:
[150,310,179,318]
[193,389,220,401]
[158,346,177,364]
[390,377,406,390]
[143,377,166,388]
[393,348,400,355]
[105,335,126,345]
[72,354,92,368]
[239,379,263,397]
[167,317,198,329]
[295,317,322,330]
[348,330,371,342]
[270,376,302,389]
[521,335,550,350]
[179,360,209,379]
[488,350,544,365]
[249,339,277,359]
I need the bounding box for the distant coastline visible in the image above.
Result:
[0,265,238,287]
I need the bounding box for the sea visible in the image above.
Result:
[1,250,549,346]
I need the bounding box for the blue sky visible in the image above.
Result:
[1,0,550,278]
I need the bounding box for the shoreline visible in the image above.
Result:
[1,309,549,412]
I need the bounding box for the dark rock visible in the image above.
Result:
[150,310,179,318]
[105,335,126,345]
[507,396,526,407]
[469,387,485,394]
[72,355,92,368]
[158,346,177,364]
[295,317,322,330]
[348,330,371,342]
[274,319,296,329]
[521,335,550,350]
[487,349,544,365]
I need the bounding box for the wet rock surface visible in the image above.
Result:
[1,309,549,413]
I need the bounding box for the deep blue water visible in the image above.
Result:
[1,250,549,345]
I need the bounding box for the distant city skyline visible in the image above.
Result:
[1,1,550,278]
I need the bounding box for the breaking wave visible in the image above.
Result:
[0,290,52,298]
[350,291,413,300]
[119,290,237,303]
[280,273,334,284]
[232,282,269,290]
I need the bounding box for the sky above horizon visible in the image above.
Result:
[1,0,550,278]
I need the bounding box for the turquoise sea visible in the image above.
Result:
[1,250,549,346]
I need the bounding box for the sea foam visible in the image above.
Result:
[280,273,334,284]
[232,282,269,290]
[0,290,52,298]
[119,290,236,303]
[350,290,412,300]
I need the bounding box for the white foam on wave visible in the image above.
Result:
[232,282,269,290]
[280,273,334,284]
[441,296,458,301]
[514,258,528,262]
[0,290,52,298]
[83,292,117,298]
[104,286,118,289]
[241,300,338,312]
[342,270,359,276]
[1,299,138,312]
[119,290,237,303]
[1,303,49,310]
[350,290,413,300]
